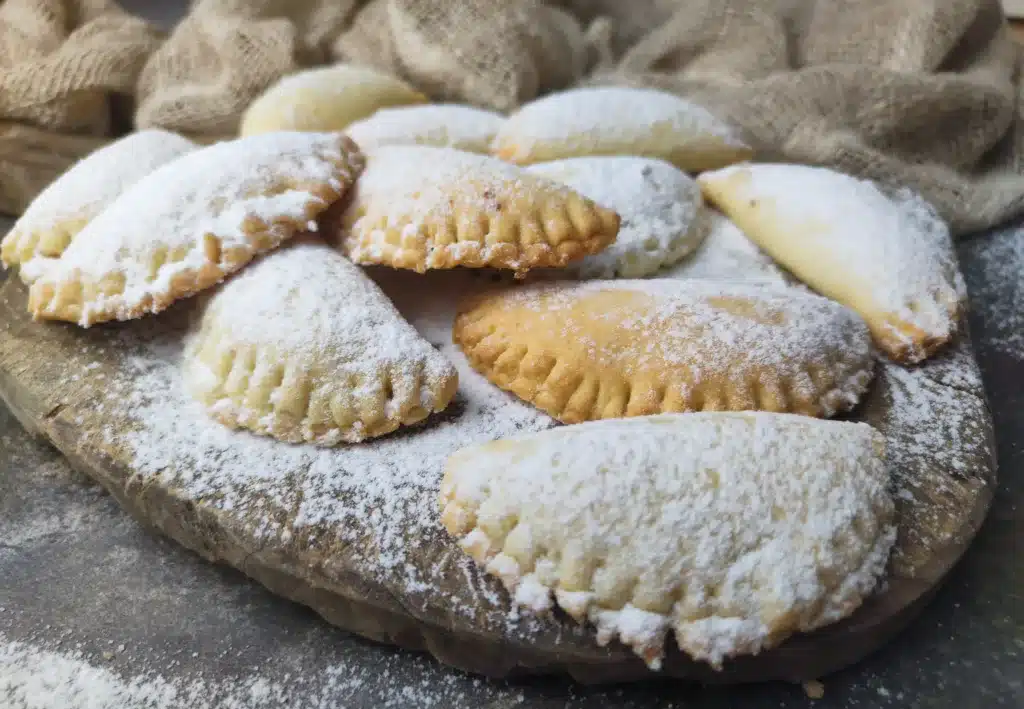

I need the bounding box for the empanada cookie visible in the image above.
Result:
[525,156,708,279]
[656,211,795,288]
[333,145,620,274]
[184,239,458,445]
[345,103,505,153]
[453,279,874,422]
[1,130,196,282]
[239,64,427,137]
[697,164,967,363]
[441,412,896,669]
[28,132,365,327]
[491,87,753,172]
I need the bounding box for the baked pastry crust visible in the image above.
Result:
[183,239,458,445]
[491,87,753,171]
[525,156,708,279]
[1,130,196,282]
[239,64,427,136]
[27,132,365,327]
[333,145,620,274]
[697,163,966,363]
[345,103,505,153]
[440,412,895,669]
[453,279,874,423]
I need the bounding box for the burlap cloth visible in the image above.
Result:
[0,0,160,214]
[3,0,1023,235]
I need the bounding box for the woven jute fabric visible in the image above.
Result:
[135,0,363,138]
[0,0,159,215]
[0,0,160,135]
[590,0,1024,235]
[8,0,1024,234]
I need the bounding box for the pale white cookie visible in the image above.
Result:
[2,130,196,282]
[698,164,967,363]
[345,103,505,153]
[441,412,896,669]
[526,156,707,279]
[492,87,752,171]
[184,239,458,445]
[332,145,619,273]
[28,132,364,327]
[240,64,427,136]
[656,211,794,287]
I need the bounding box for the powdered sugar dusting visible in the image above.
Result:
[340,145,593,270]
[441,413,896,668]
[485,279,873,407]
[34,132,358,325]
[182,240,457,445]
[347,145,573,226]
[526,156,705,278]
[702,164,967,347]
[869,344,994,575]
[0,632,527,709]
[656,211,794,287]
[346,104,505,153]
[494,87,748,159]
[104,269,555,613]
[965,226,1024,358]
[2,130,196,272]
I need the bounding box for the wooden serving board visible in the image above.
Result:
[0,271,997,685]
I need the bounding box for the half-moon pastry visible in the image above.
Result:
[345,103,505,153]
[491,87,752,171]
[453,279,874,422]
[333,145,620,274]
[526,156,708,279]
[441,412,895,669]
[239,64,427,136]
[697,163,966,363]
[2,130,196,282]
[28,131,364,327]
[184,239,458,445]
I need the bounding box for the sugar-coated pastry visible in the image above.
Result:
[183,239,458,445]
[333,145,620,274]
[492,87,752,171]
[28,132,364,327]
[2,130,196,282]
[345,103,505,153]
[526,156,708,279]
[453,279,874,422]
[441,412,895,669]
[697,164,966,363]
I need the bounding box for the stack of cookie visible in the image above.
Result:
[0,67,968,671]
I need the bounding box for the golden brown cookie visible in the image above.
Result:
[453,279,874,422]
[441,412,895,670]
[28,132,365,327]
[1,130,196,282]
[492,87,753,171]
[184,239,458,445]
[697,164,966,363]
[332,145,620,274]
